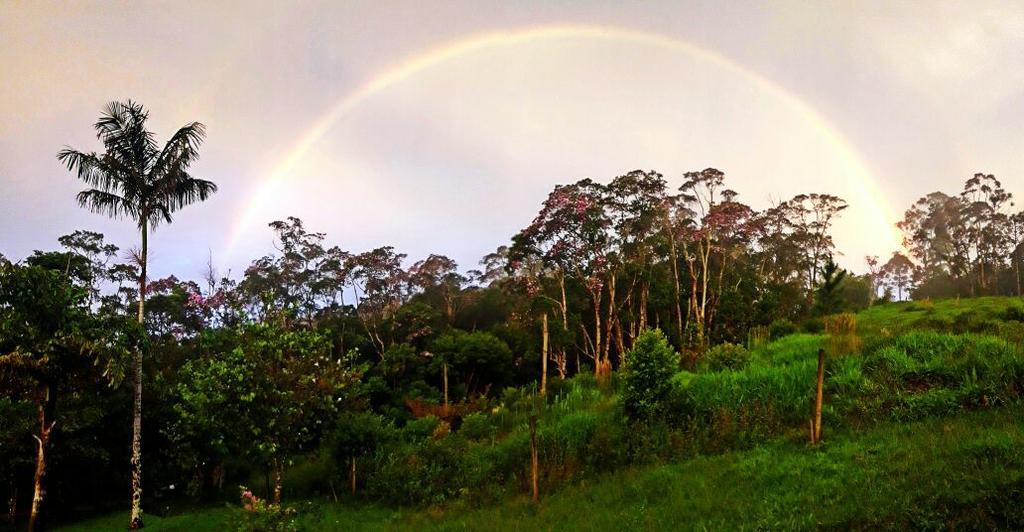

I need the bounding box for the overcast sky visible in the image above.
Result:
[2,1,1022,280]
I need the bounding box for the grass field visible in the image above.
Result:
[59,405,1024,531]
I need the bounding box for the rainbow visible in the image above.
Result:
[226,24,904,260]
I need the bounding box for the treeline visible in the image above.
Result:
[884,173,1024,299]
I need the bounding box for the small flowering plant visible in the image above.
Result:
[236,486,298,532]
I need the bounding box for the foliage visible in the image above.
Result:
[699,343,751,372]
[767,318,797,340]
[621,329,678,421]
[429,330,515,399]
[171,324,364,475]
[237,487,299,531]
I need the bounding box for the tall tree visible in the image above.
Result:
[882,252,915,301]
[58,100,216,528]
[0,263,129,531]
[511,179,613,373]
[677,169,756,346]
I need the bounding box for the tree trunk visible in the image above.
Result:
[592,289,602,376]
[541,313,548,396]
[7,479,15,527]
[272,458,283,504]
[664,210,684,345]
[603,275,616,368]
[129,223,147,530]
[529,413,539,504]
[28,385,56,532]
[1016,255,1021,297]
[350,456,356,496]
[812,349,825,444]
[442,362,449,411]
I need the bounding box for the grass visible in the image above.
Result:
[857,296,1024,340]
[391,406,1024,530]
[58,406,1024,531]
[55,296,1024,531]
[55,507,236,532]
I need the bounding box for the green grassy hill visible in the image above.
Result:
[60,406,1024,531]
[57,296,1024,531]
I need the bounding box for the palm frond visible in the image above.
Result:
[76,189,137,221]
[58,148,131,193]
[152,122,206,177]
[95,100,157,173]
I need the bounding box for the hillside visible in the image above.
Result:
[59,406,1024,530]
[54,296,1024,531]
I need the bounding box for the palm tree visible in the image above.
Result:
[58,100,216,529]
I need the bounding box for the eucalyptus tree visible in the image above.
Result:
[58,100,216,528]
[511,179,614,374]
[960,173,1013,293]
[678,168,757,346]
[606,170,670,355]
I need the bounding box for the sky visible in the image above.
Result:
[1,1,1022,281]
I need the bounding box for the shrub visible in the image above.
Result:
[700,343,750,372]
[802,317,824,334]
[952,310,1000,334]
[459,413,494,441]
[768,319,797,340]
[1001,304,1024,323]
[402,416,441,442]
[237,486,299,531]
[622,329,679,421]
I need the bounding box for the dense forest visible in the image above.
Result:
[3,103,1024,530]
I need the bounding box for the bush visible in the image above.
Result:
[768,319,797,340]
[238,487,299,531]
[802,317,824,334]
[1001,304,1024,323]
[622,329,679,421]
[458,413,494,441]
[402,416,441,441]
[700,343,750,372]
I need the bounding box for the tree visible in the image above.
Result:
[897,191,969,287]
[785,194,848,292]
[814,257,848,315]
[621,329,678,422]
[865,255,882,305]
[1010,211,1024,296]
[349,247,408,357]
[430,330,514,399]
[59,100,217,528]
[960,173,1013,293]
[0,263,130,530]
[173,324,362,504]
[677,169,757,346]
[882,252,915,301]
[511,179,613,373]
[408,254,465,325]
